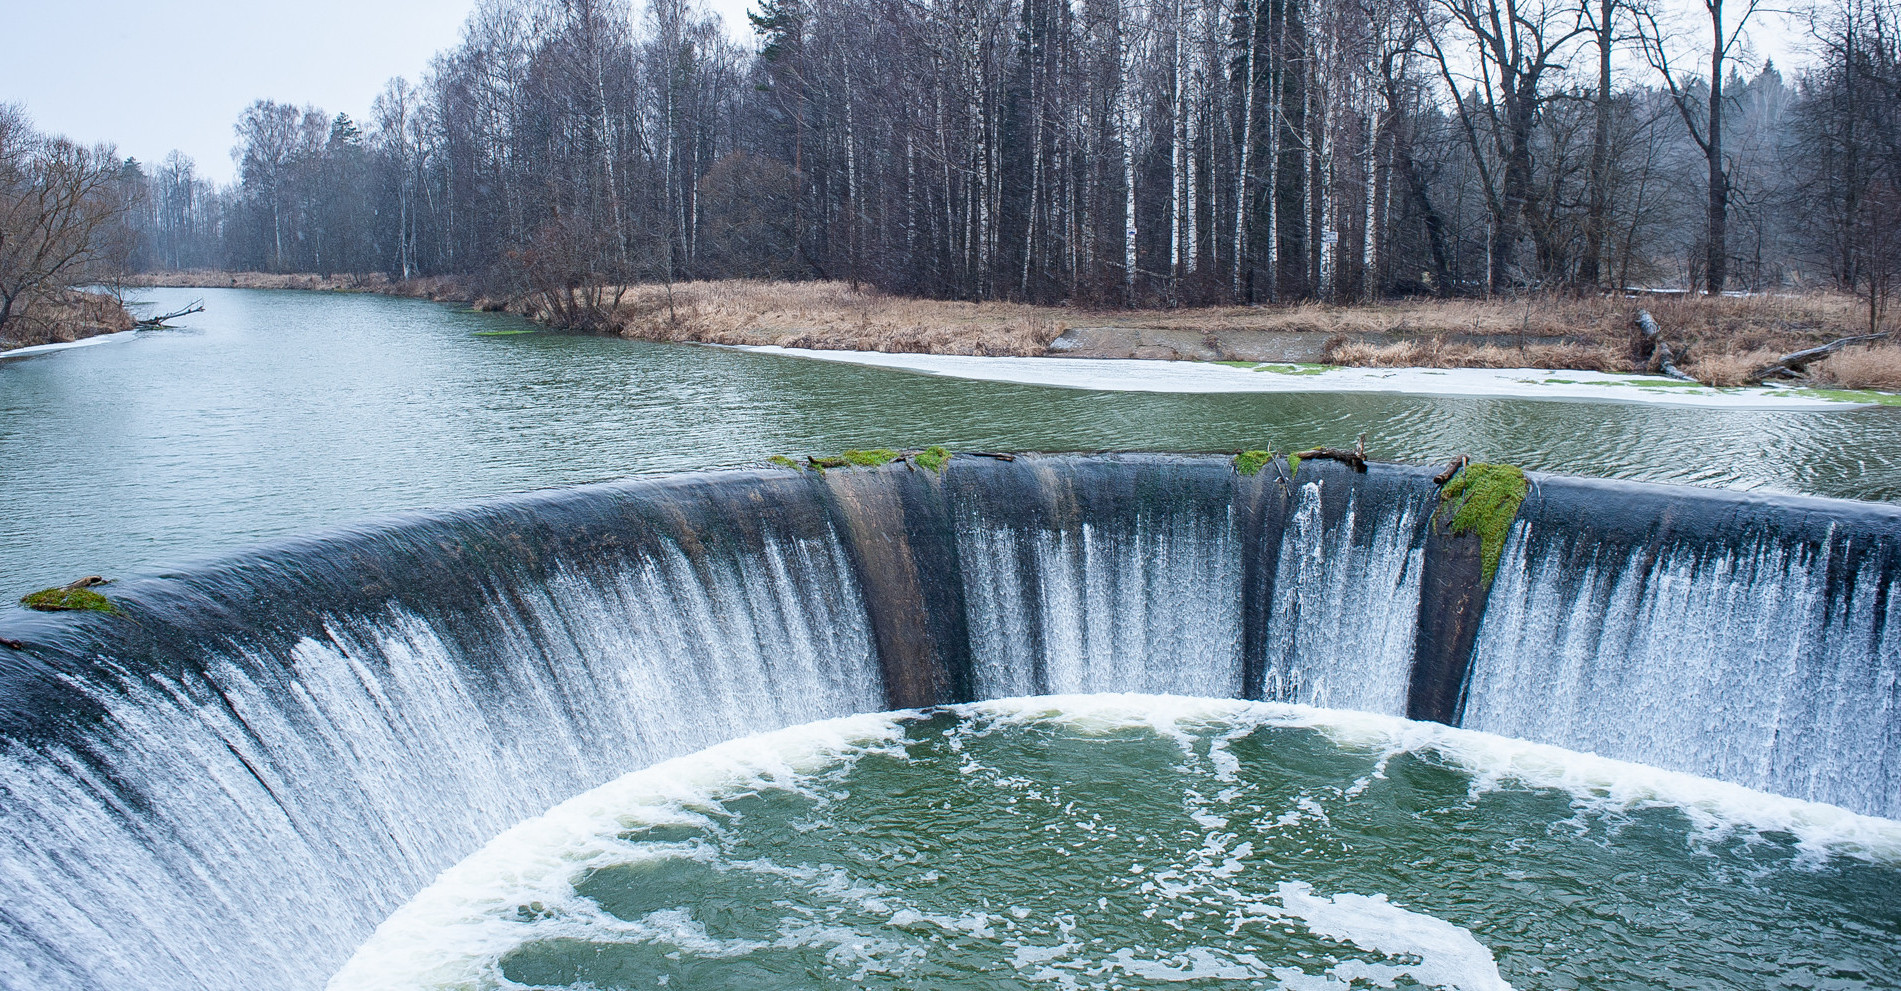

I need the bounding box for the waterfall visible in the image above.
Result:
[1462,478,1901,819]
[951,457,1246,699]
[1258,476,1430,715]
[0,476,884,991]
[0,456,1895,991]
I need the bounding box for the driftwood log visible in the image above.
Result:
[137,301,205,327]
[1433,455,1471,486]
[1633,310,1696,381]
[1295,436,1369,473]
[1745,332,1893,384]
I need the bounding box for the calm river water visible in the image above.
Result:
[4,286,1898,593]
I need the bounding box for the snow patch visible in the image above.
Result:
[724,345,1868,409]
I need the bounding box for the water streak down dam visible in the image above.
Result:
[0,454,1896,991]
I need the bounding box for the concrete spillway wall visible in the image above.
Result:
[1,454,1895,991]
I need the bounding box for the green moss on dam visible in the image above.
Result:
[1233,450,1275,476]
[20,585,117,614]
[1435,463,1530,583]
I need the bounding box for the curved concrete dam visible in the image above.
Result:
[0,454,1895,990]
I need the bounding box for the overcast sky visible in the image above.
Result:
[0,0,757,183]
[3,0,1803,185]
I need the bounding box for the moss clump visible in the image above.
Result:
[1233,450,1274,476]
[805,448,902,471]
[1286,453,1302,478]
[767,455,803,470]
[1435,463,1529,584]
[20,586,117,614]
[841,448,902,467]
[916,446,953,473]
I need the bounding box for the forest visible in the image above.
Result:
[34,0,1901,318]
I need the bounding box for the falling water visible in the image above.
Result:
[1463,480,1901,818]
[1258,477,1431,714]
[0,457,1895,991]
[0,479,884,991]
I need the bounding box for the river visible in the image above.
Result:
[3,286,1897,593]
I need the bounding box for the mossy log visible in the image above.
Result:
[771,447,956,474]
[20,576,117,614]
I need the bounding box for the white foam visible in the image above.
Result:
[334,693,1901,990]
[1275,881,1511,991]
[326,710,911,991]
[720,345,1871,409]
[965,694,1901,863]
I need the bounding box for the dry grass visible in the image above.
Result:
[0,289,134,350]
[595,280,1064,356]
[1327,338,1623,372]
[1815,345,1901,390]
[1683,348,1787,387]
[125,270,472,302]
[1064,291,1866,342]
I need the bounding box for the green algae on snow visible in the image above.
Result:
[1436,463,1529,584]
[1780,387,1901,407]
[1233,450,1275,476]
[20,586,117,614]
[1213,362,1331,375]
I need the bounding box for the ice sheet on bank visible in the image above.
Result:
[724,345,1872,409]
[0,329,139,361]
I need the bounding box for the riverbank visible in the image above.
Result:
[602,281,1901,392]
[725,345,1896,409]
[122,270,478,304]
[0,289,135,354]
[120,272,1900,391]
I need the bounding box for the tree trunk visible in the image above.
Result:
[1704,0,1727,295]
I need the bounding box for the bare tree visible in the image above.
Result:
[1637,0,1763,294]
[1412,0,1590,293]
[0,106,139,336]
[1579,0,1623,288]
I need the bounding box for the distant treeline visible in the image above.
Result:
[121,0,1901,309]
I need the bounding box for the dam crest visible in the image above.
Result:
[0,454,1895,990]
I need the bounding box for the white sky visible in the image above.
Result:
[1,0,1802,185]
[0,0,757,183]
